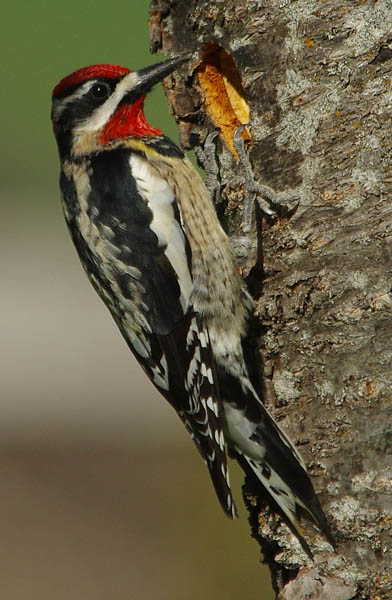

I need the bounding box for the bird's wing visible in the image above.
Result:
[79,145,237,517]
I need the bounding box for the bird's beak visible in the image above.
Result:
[126,55,190,101]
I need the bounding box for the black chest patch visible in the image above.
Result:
[140,135,185,158]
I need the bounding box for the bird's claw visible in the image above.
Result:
[233,125,299,220]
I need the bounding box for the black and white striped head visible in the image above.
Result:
[51,56,189,158]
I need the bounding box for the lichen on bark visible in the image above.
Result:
[150,1,392,598]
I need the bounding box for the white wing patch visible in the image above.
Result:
[129,153,192,311]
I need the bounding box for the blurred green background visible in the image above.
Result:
[1,2,273,599]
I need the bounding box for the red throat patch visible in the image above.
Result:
[98,96,162,144]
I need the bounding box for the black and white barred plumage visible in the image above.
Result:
[51,56,332,554]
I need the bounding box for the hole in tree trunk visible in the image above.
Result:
[196,43,251,158]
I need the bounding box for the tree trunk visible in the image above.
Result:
[149,1,392,598]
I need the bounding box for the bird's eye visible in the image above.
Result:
[90,83,111,100]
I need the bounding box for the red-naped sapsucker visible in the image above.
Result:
[51,55,332,556]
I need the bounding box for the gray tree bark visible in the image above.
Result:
[149,1,392,598]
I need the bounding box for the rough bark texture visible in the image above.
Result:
[149,2,392,598]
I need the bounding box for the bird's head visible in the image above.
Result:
[51,55,189,158]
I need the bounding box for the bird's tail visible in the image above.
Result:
[219,370,334,556]
[235,449,334,558]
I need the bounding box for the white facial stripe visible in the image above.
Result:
[52,80,99,120]
[72,71,141,136]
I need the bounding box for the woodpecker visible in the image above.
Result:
[51,55,332,555]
